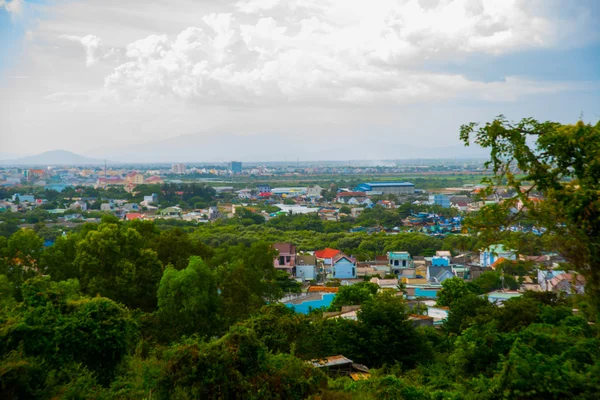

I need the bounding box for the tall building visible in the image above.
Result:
[230,161,242,174]
[171,164,186,174]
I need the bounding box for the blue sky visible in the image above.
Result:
[1,0,599,161]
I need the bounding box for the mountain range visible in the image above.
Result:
[83,131,490,163]
[0,150,108,166]
[1,134,490,165]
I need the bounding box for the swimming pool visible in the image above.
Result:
[286,293,336,314]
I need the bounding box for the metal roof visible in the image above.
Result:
[359,182,414,188]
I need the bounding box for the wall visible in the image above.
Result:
[333,259,356,279]
[296,265,316,281]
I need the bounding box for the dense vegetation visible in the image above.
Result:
[1,118,598,399]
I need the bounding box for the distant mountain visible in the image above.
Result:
[0,150,109,166]
[90,131,490,163]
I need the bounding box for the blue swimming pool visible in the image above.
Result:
[286,293,336,314]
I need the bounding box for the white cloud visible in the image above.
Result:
[59,34,118,67]
[80,1,595,106]
[1,0,598,157]
[1,0,23,16]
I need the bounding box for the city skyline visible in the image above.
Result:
[1,0,599,160]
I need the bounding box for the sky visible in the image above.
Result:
[1,0,599,161]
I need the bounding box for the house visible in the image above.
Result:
[480,244,516,267]
[315,248,342,266]
[308,355,369,377]
[546,273,585,294]
[332,254,356,279]
[159,206,182,217]
[387,251,412,274]
[296,254,317,281]
[433,194,451,208]
[370,277,399,290]
[306,185,323,198]
[208,206,220,220]
[487,291,522,305]
[125,172,144,185]
[122,203,139,212]
[237,188,253,199]
[143,193,159,204]
[427,266,455,284]
[257,184,271,193]
[69,200,88,211]
[335,192,371,205]
[431,256,449,267]
[100,203,115,212]
[125,213,144,221]
[272,243,296,274]
[351,208,363,218]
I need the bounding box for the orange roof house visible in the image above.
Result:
[315,248,342,260]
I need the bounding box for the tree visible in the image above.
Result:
[436,277,475,307]
[275,270,301,294]
[349,292,430,368]
[156,257,219,341]
[329,281,378,311]
[1,277,137,385]
[339,205,352,215]
[460,117,600,309]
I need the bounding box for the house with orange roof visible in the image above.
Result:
[125,212,145,221]
[315,248,342,266]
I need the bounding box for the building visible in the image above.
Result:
[315,248,342,266]
[335,192,371,205]
[427,265,455,283]
[355,182,415,195]
[143,193,159,204]
[125,172,144,185]
[433,194,451,208]
[122,203,140,212]
[387,251,412,274]
[332,254,357,279]
[480,244,516,267]
[272,243,296,274]
[159,206,182,217]
[257,184,271,193]
[69,200,88,211]
[296,255,317,281]
[230,161,242,174]
[306,185,323,198]
[171,164,186,174]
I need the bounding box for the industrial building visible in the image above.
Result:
[355,182,415,195]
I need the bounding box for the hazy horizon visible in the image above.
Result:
[2,0,599,160]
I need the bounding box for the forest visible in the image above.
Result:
[1,118,599,399]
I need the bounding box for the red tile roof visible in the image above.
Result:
[315,248,342,259]
[125,213,143,220]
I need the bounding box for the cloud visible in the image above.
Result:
[59,34,118,67]
[80,1,596,106]
[0,0,23,16]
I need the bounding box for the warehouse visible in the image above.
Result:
[355,182,415,195]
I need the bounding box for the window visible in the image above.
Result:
[352,268,355,276]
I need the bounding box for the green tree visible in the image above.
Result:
[460,117,600,310]
[329,281,378,311]
[156,256,219,341]
[436,277,474,307]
